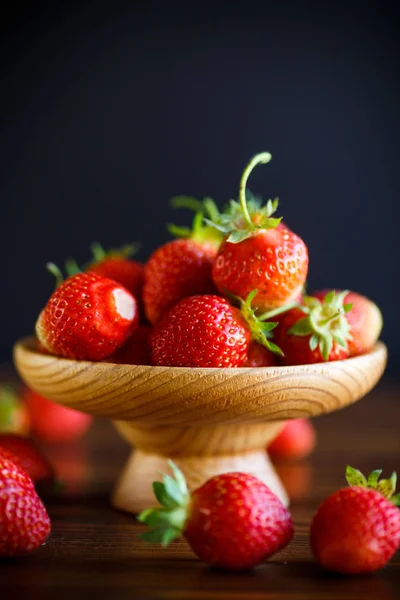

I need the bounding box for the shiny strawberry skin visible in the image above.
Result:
[0,454,51,556]
[108,325,151,365]
[23,389,92,443]
[0,434,53,483]
[143,239,218,325]
[244,342,278,367]
[268,419,316,461]
[36,272,138,361]
[150,295,251,367]
[275,307,349,365]
[185,472,293,570]
[87,257,144,299]
[313,290,382,357]
[311,486,400,574]
[212,224,308,311]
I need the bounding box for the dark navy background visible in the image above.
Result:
[1,2,399,373]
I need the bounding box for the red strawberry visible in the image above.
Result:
[208,153,308,311]
[0,454,51,556]
[143,206,222,325]
[268,419,316,461]
[243,342,278,367]
[85,242,144,300]
[108,325,151,365]
[36,271,138,361]
[275,291,354,365]
[0,384,30,436]
[310,466,400,574]
[150,293,286,368]
[139,462,293,570]
[313,290,382,357]
[0,434,53,484]
[23,389,92,443]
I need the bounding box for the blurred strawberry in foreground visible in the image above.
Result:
[0,384,30,435]
[311,466,400,574]
[268,419,316,461]
[209,153,308,312]
[143,201,223,325]
[139,462,293,570]
[36,271,138,361]
[108,325,151,365]
[0,454,51,556]
[84,242,144,301]
[23,388,92,443]
[0,434,54,484]
[313,290,383,357]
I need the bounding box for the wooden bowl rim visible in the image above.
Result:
[14,336,387,377]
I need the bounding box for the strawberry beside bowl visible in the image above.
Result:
[13,336,387,513]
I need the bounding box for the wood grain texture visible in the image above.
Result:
[112,421,288,512]
[13,338,388,516]
[13,338,387,426]
[0,380,399,600]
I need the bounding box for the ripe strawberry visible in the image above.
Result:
[208,153,308,311]
[85,242,144,300]
[243,342,278,367]
[310,466,400,574]
[0,434,53,484]
[0,384,30,435]
[139,462,293,570]
[36,272,138,361]
[150,292,288,368]
[23,388,92,443]
[275,290,354,364]
[313,290,382,357]
[268,419,316,461]
[0,454,51,556]
[108,325,151,365]
[143,205,223,325]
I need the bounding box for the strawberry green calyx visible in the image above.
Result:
[0,385,19,429]
[138,461,190,545]
[167,196,223,248]
[46,262,64,289]
[239,290,299,357]
[288,290,353,360]
[204,152,282,244]
[346,466,400,506]
[90,241,140,264]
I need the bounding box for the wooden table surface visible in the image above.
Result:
[1,376,399,600]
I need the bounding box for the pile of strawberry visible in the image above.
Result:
[34,152,382,368]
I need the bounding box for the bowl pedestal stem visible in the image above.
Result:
[111,421,288,514]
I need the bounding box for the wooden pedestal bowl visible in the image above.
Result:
[14,337,387,512]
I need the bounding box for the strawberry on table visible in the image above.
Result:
[139,462,293,570]
[209,153,308,312]
[0,384,30,435]
[150,292,292,368]
[143,206,222,325]
[0,454,51,556]
[23,389,92,444]
[268,419,316,461]
[275,290,354,365]
[0,434,54,484]
[310,466,400,574]
[36,272,138,361]
[313,289,382,357]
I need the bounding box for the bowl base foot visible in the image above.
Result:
[111,448,288,514]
